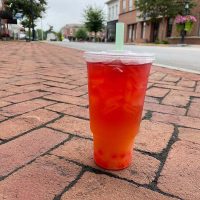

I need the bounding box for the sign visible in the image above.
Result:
[15,13,23,19]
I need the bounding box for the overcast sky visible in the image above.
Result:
[36,0,107,31]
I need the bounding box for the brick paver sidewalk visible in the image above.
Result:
[0,42,200,200]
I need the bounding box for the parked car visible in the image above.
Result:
[63,38,70,42]
[47,32,57,41]
[18,33,26,40]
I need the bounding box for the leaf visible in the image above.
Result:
[185,21,193,32]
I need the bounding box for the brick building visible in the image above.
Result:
[0,0,7,37]
[61,24,83,41]
[61,24,106,42]
[118,0,200,44]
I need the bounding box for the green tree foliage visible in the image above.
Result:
[57,31,63,41]
[84,6,105,37]
[75,28,88,41]
[135,0,195,21]
[6,0,47,39]
[7,0,47,19]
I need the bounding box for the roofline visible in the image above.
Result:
[106,0,118,5]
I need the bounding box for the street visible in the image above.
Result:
[51,41,200,73]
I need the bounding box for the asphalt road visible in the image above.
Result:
[49,41,200,73]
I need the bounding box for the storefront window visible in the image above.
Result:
[166,18,173,37]
[141,22,146,39]
[128,24,135,42]
[128,25,132,40]
[198,13,200,36]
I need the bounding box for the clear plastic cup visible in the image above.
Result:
[85,51,154,170]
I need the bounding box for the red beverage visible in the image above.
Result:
[86,52,153,170]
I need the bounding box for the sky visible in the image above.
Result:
[36,0,107,31]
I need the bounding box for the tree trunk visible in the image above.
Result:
[94,32,97,42]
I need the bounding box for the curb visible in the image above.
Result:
[154,63,200,75]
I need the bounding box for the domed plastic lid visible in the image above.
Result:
[84,51,155,65]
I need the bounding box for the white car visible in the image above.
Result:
[19,33,26,40]
[47,33,57,41]
[63,38,70,42]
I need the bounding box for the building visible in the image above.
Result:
[0,0,17,39]
[0,0,7,38]
[61,24,106,42]
[61,24,83,41]
[106,0,120,42]
[118,0,200,44]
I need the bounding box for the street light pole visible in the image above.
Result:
[185,0,190,15]
[181,0,190,44]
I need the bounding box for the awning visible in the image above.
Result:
[7,19,17,24]
[0,10,17,24]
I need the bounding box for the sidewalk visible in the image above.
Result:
[0,41,200,200]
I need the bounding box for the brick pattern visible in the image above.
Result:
[158,141,200,200]
[61,172,176,200]
[51,137,160,185]
[0,155,82,200]
[0,42,200,200]
[0,128,68,177]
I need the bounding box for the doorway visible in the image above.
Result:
[151,21,160,42]
[127,24,136,42]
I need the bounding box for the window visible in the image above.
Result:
[198,13,200,36]
[128,25,132,40]
[166,18,173,37]
[128,24,135,42]
[112,6,114,19]
[129,0,133,11]
[109,7,111,20]
[122,0,126,12]
[115,4,118,17]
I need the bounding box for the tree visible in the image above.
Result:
[6,0,47,40]
[84,6,105,39]
[47,25,53,33]
[57,31,63,41]
[75,28,88,41]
